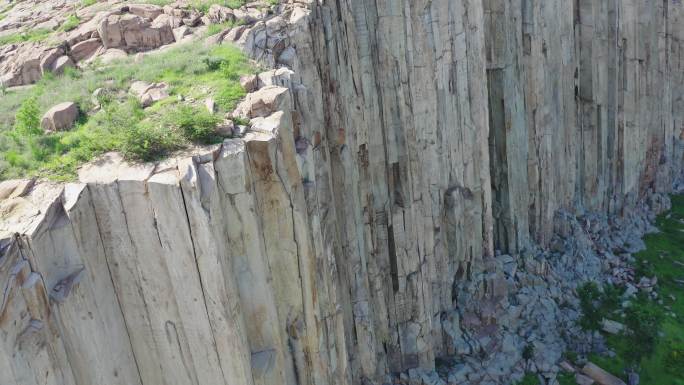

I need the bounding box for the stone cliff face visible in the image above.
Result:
[1,1,683,385]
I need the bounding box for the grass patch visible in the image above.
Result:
[515,374,540,385]
[557,372,575,385]
[0,28,52,46]
[583,195,684,385]
[0,42,252,180]
[206,21,238,36]
[80,0,98,6]
[60,14,80,32]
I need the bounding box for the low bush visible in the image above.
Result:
[578,282,622,331]
[167,105,221,144]
[623,294,664,366]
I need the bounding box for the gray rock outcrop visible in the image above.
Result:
[98,13,174,52]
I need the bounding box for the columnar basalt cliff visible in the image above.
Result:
[1,1,683,385]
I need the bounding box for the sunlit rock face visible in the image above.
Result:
[1,1,683,385]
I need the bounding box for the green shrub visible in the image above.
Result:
[579,282,603,330]
[623,294,664,366]
[121,121,181,161]
[516,374,540,385]
[14,97,42,136]
[206,22,235,36]
[60,15,81,32]
[578,282,622,331]
[522,344,535,360]
[664,346,684,376]
[557,372,575,385]
[167,105,221,143]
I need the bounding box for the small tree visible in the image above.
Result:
[623,294,664,367]
[14,97,42,136]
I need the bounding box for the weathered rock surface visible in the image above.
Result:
[49,55,75,74]
[69,37,102,62]
[130,80,169,107]
[0,43,64,86]
[40,102,78,132]
[98,13,174,52]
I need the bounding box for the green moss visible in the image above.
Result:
[0,42,252,180]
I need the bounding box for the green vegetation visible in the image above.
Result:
[60,14,81,32]
[80,0,98,6]
[0,28,51,46]
[577,282,622,331]
[0,43,252,180]
[138,0,249,10]
[516,374,540,385]
[206,21,238,36]
[576,195,684,385]
[556,372,575,385]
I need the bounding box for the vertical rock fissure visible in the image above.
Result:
[176,178,228,385]
[84,184,144,385]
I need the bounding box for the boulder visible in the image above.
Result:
[98,48,128,64]
[206,4,235,24]
[239,74,258,93]
[277,46,296,68]
[600,319,625,335]
[51,56,75,74]
[232,8,259,25]
[581,363,627,385]
[128,4,163,20]
[576,373,596,385]
[41,102,79,132]
[153,13,182,29]
[39,48,64,75]
[65,10,109,46]
[181,11,201,27]
[215,119,235,136]
[98,14,174,52]
[0,178,36,200]
[559,361,576,373]
[232,86,289,119]
[70,38,103,62]
[130,81,169,107]
[205,98,215,113]
[0,43,57,86]
[172,26,191,42]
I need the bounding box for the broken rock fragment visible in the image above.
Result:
[581,362,627,385]
[130,81,170,107]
